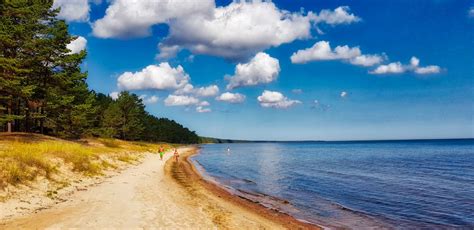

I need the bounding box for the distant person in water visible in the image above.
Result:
[227,147,231,155]
[159,147,164,160]
[174,148,179,162]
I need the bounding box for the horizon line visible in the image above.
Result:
[203,137,474,143]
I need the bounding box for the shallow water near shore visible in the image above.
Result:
[191,140,474,229]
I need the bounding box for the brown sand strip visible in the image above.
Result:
[166,147,321,230]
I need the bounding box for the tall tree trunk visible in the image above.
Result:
[40,106,44,134]
[7,100,12,133]
[25,101,30,132]
[15,97,20,132]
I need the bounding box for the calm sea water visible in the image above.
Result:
[191,140,474,229]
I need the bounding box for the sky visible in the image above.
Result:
[58,0,473,141]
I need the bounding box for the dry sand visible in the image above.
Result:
[0,147,318,229]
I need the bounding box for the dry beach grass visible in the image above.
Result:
[0,133,172,190]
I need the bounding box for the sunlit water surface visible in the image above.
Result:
[191,140,474,228]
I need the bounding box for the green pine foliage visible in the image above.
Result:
[0,0,199,143]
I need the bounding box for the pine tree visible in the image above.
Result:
[102,102,125,138]
[114,92,145,140]
[0,1,200,143]
[0,0,44,131]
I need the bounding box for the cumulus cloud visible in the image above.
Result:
[215,92,246,104]
[226,52,280,90]
[92,0,214,38]
[140,95,159,104]
[309,6,360,25]
[340,91,348,98]
[117,63,190,91]
[159,1,313,60]
[174,84,219,97]
[93,0,360,60]
[109,91,120,100]
[195,85,220,97]
[156,44,181,60]
[291,41,360,63]
[370,56,441,75]
[174,83,194,95]
[257,90,301,109]
[196,106,211,113]
[290,41,384,67]
[410,57,441,74]
[370,62,405,74]
[164,95,199,106]
[349,54,385,67]
[66,36,87,54]
[199,101,210,107]
[53,0,90,22]
[414,66,441,74]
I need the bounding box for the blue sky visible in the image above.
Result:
[59,0,473,140]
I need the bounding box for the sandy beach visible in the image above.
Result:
[0,146,318,229]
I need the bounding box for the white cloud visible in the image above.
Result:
[469,7,474,18]
[164,95,199,106]
[109,91,120,100]
[174,83,194,95]
[370,56,441,75]
[370,62,405,74]
[53,0,90,22]
[196,106,211,113]
[156,44,181,60]
[159,1,313,60]
[291,41,384,67]
[199,101,210,107]
[291,41,360,63]
[93,1,360,60]
[140,95,159,104]
[340,91,348,98]
[349,54,384,67]
[257,90,301,109]
[226,52,280,89]
[66,36,87,54]
[92,0,214,38]
[117,63,190,91]
[414,66,441,74]
[174,84,219,97]
[195,85,220,97]
[215,92,246,104]
[196,101,211,113]
[309,6,360,25]
[410,56,441,74]
[410,56,420,67]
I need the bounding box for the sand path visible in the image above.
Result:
[1,147,217,229]
[0,147,288,229]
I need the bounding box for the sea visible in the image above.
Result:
[190,139,474,229]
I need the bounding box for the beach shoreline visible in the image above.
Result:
[169,146,321,229]
[1,145,317,229]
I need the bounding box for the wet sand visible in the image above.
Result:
[168,147,320,230]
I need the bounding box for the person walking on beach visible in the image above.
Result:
[174,148,179,162]
[159,146,164,160]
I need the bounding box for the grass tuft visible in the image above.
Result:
[0,134,175,189]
